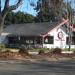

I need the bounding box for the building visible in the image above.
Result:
[1,19,75,49]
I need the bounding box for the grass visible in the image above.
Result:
[0,48,19,52]
[1,46,75,53]
[63,48,75,51]
[28,48,51,52]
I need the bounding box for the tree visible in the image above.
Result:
[35,0,75,50]
[35,0,65,22]
[0,0,23,33]
[35,0,51,22]
[66,1,75,51]
[5,11,35,24]
[15,12,34,23]
[5,11,14,25]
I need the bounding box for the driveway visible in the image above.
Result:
[0,60,75,75]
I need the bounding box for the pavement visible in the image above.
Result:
[0,60,75,75]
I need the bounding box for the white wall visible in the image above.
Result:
[43,27,69,49]
[43,44,54,49]
[66,45,75,49]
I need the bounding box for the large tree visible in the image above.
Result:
[5,11,35,24]
[0,0,23,33]
[35,0,66,22]
[66,1,75,51]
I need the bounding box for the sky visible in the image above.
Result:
[64,0,75,9]
[1,0,38,16]
[1,0,75,16]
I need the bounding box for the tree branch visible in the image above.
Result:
[4,0,9,9]
[2,0,23,18]
[0,0,1,14]
[9,0,23,10]
[2,0,9,17]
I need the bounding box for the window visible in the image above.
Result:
[20,36,34,44]
[44,36,54,44]
[72,37,75,45]
[8,36,19,44]
[66,37,75,45]
[36,37,42,44]
[66,37,69,45]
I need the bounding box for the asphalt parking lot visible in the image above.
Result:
[0,60,75,75]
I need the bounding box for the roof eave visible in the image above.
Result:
[42,19,68,38]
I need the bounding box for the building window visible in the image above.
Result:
[8,36,19,44]
[66,37,69,45]
[25,40,34,44]
[36,38,42,44]
[44,36,54,44]
[72,37,75,45]
[66,37,75,45]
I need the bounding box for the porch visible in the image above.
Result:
[6,36,54,49]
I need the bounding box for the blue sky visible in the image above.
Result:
[64,0,75,9]
[1,0,75,16]
[1,0,38,16]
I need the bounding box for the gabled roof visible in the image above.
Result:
[3,19,68,37]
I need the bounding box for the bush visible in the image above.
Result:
[38,50,45,55]
[0,44,6,51]
[6,44,20,49]
[4,49,11,53]
[0,44,5,48]
[51,48,62,54]
[19,45,29,55]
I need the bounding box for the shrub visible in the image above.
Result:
[38,50,45,55]
[0,44,6,51]
[19,45,29,55]
[4,49,11,53]
[51,48,62,54]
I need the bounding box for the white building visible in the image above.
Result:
[0,19,75,49]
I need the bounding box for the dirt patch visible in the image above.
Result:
[0,48,75,61]
[0,51,30,60]
[38,48,75,61]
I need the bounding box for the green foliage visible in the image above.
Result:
[35,0,65,22]
[63,48,75,51]
[0,44,5,49]
[19,45,29,55]
[66,2,75,24]
[5,11,35,24]
[38,50,45,55]
[0,44,6,52]
[29,48,51,53]
[35,0,75,23]
[51,48,62,54]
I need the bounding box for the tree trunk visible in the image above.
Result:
[0,16,3,34]
[0,0,23,34]
[0,14,6,34]
[68,24,71,51]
